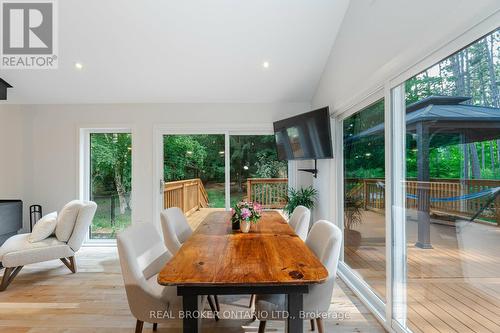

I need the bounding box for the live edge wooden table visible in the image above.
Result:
[158,211,328,333]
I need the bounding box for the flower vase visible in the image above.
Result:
[240,220,251,233]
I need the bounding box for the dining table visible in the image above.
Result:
[157,210,329,333]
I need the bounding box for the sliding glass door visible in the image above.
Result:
[160,131,287,228]
[342,99,387,302]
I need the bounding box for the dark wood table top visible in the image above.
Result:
[158,211,328,287]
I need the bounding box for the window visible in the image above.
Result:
[397,28,500,332]
[86,131,132,240]
[342,99,386,301]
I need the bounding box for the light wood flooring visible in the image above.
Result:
[0,230,384,332]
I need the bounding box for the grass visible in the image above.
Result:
[91,196,131,239]
[205,183,245,208]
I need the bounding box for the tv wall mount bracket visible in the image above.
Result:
[298,159,318,178]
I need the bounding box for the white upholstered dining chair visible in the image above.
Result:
[255,220,342,333]
[288,205,311,241]
[160,207,220,317]
[0,200,97,291]
[117,222,197,333]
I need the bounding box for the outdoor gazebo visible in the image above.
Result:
[348,96,500,248]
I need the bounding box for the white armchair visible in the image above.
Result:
[0,200,97,291]
[117,222,198,333]
[255,220,342,333]
[288,205,311,241]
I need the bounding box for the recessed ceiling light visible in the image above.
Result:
[262,61,270,69]
[74,62,83,70]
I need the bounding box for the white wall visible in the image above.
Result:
[12,103,308,231]
[310,0,500,223]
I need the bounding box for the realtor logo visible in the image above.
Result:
[1,0,58,69]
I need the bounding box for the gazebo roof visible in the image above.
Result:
[346,96,500,145]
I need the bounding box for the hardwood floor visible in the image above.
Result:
[0,246,384,332]
[345,209,500,333]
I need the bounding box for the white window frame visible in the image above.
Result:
[79,127,134,246]
[152,123,281,230]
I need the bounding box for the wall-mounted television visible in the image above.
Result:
[273,107,333,161]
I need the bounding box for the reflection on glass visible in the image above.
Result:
[343,99,386,300]
[404,28,500,332]
[90,133,132,239]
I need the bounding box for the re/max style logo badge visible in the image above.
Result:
[1,0,58,69]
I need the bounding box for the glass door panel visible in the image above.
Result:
[342,99,386,301]
[89,133,132,239]
[229,135,287,208]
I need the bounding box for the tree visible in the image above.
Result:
[91,133,132,216]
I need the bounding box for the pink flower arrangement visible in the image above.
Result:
[231,201,262,225]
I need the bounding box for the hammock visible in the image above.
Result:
[406,187,500,202]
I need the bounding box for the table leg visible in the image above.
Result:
[182,294,199,333]
[287,293,303,333]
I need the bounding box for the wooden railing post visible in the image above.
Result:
[247,180,251,202]
[182,182,187,213]
[496,193,500,227]
[363,179,368,210]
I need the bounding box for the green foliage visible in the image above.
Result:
[254,151,288,178]
[283,186,318,217]
[164,135,208,181]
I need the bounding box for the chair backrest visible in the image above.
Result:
[288,205,310,241]
[66,201,97,252]
[117,222,172,322]
[160,207,192,255]
[304,220,342,313]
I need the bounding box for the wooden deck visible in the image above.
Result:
[345,210,500,333]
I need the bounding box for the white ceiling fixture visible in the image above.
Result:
[2,0,350,104]
[74,62,84,70]
[262,61,270,69]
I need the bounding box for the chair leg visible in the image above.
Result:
[249,294,256,308]
[60,256,77,273]
[258,321,267,333]
[207,295,219,321]
[152,323,158,331]
[316,318,324,333]
[135,319,144,333]
[214,295,220,312]
[0,266,23,291]
[310,318,316,331]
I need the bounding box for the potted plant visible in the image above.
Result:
[231,201,263,233]
[344,194,363,252]
[283,186,318,217]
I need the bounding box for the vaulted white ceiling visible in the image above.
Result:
[2,0,349,104]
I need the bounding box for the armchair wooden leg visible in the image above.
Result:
[135,319,143,333]
[310,318,316,331]
[258,320,267,333]
[0,266,23,291]
[60,256,77,273]
[316,318,324,333]
[152,323,158,331]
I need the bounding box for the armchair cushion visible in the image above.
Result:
[0,233,74,268]
[56,200,84,242]
[29,212,58,243]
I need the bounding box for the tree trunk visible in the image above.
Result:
[490,141,495,173]
[114,164,128,215]
[485,37,499,107]
[469,144,481,179]
[481,142,486,170]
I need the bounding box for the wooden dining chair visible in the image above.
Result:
[160,207,220,318]
[254,220,342,333]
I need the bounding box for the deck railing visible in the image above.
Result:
[246,178,288,209]
[164,179,209,216]
[346,178,500,224]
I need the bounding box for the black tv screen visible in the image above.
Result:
[273,107,333,160]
